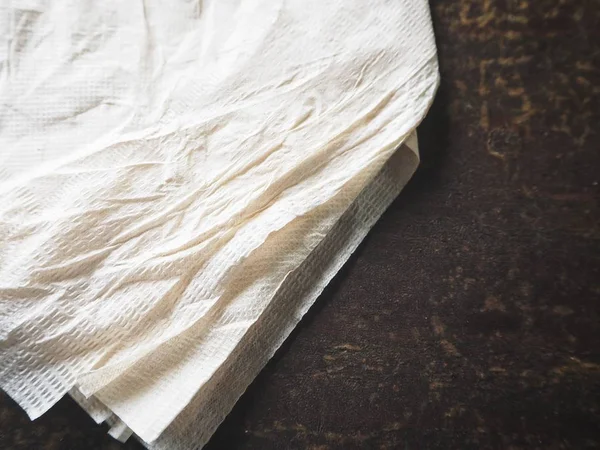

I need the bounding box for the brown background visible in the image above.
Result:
[2,0,599,448]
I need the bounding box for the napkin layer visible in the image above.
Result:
[72,132,420,449]
[146,134,422,450]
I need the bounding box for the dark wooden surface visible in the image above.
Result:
[2,0,599,449]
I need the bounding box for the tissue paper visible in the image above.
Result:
[1,0,438,446]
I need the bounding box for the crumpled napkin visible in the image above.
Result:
[0,0,438,447]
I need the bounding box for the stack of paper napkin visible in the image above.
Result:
[0,0,439,447]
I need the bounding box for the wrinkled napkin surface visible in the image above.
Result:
[0,0,439,447]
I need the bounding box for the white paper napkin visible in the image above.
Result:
[0,0,438,446]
